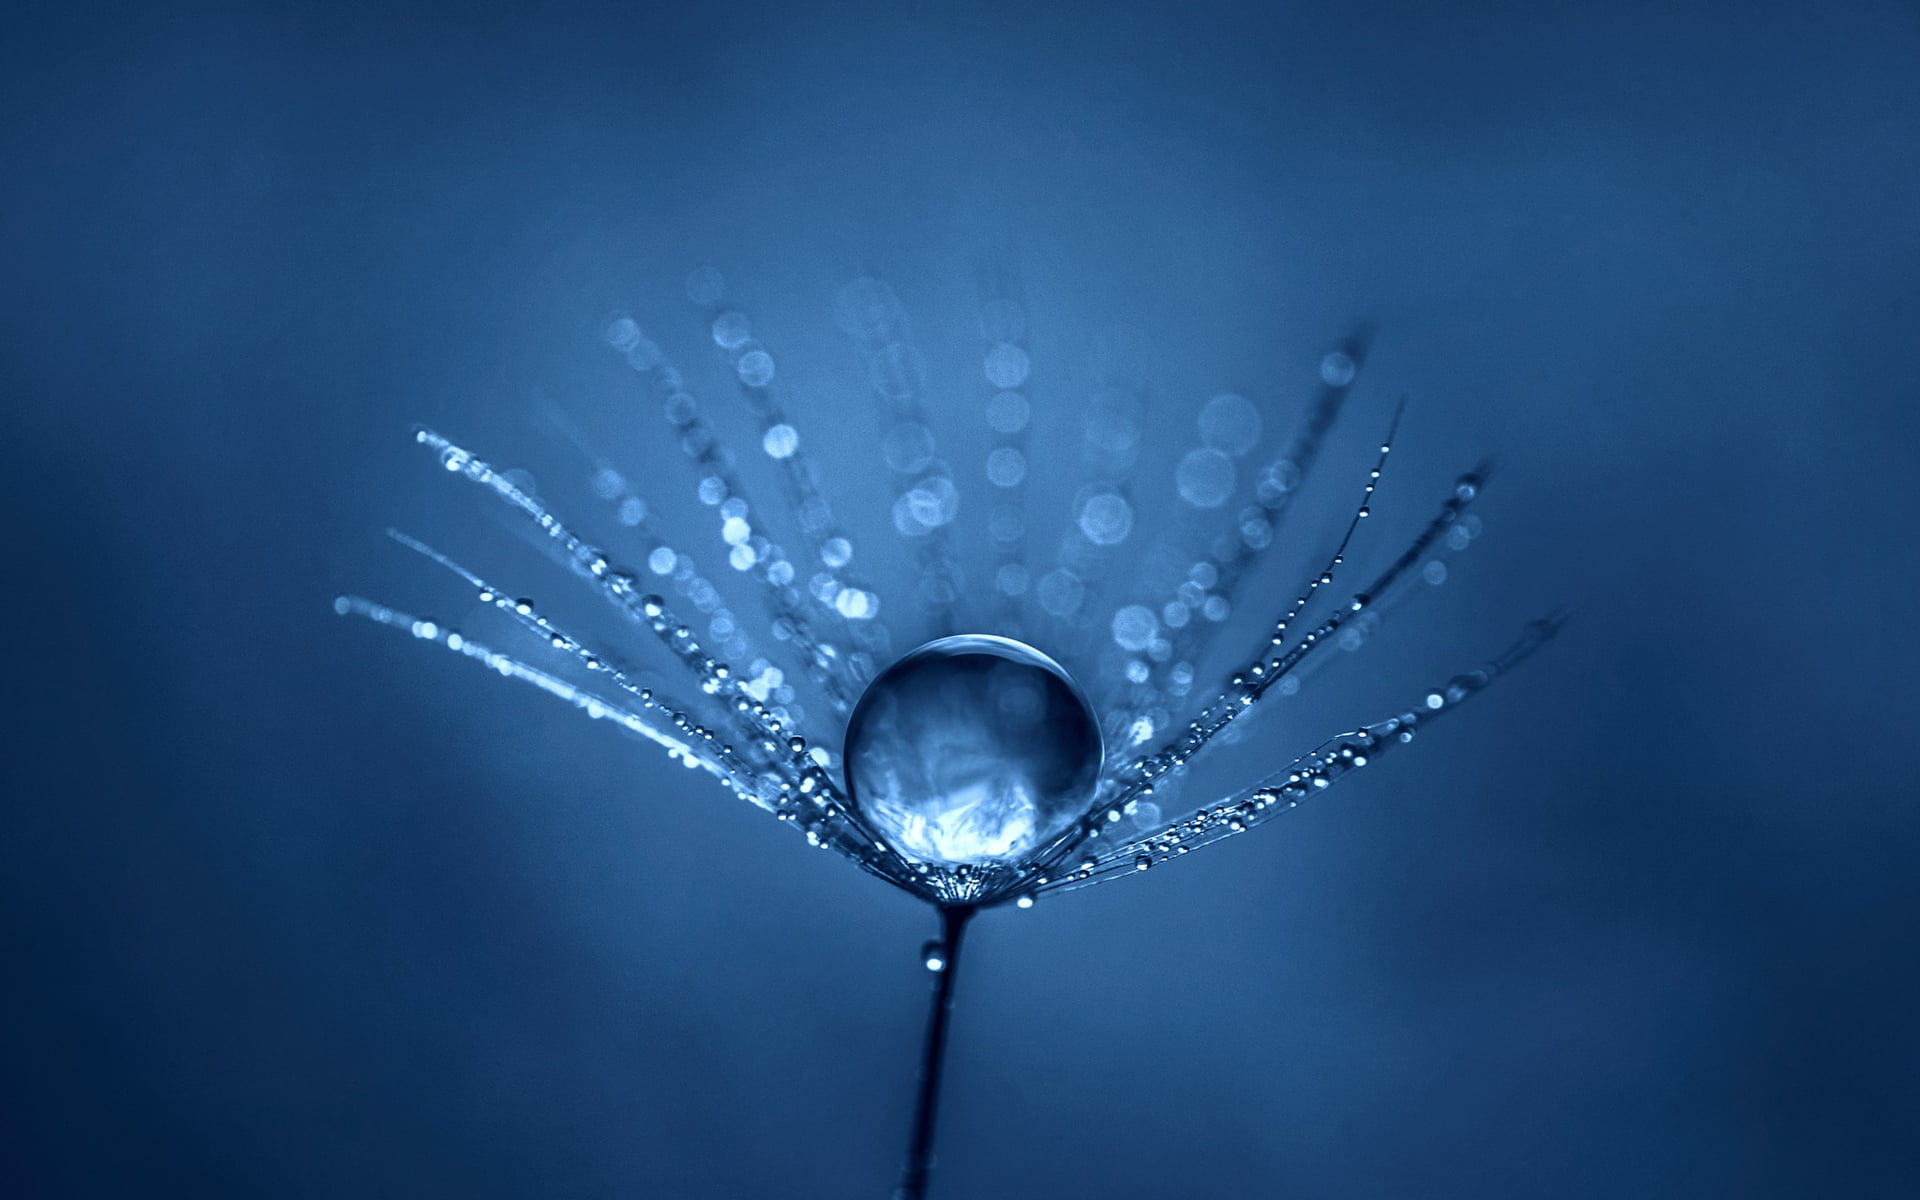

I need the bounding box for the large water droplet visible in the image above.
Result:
[844,635,1103,866]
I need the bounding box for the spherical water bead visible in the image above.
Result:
[835,589,879,619]
[922,939,948,972]
[591,467,626,500]
[882,423,936,474]
[893,477,960,536]
[625,339,663,371]
[1240,513,1273,549]
[844,636,1103,866]
[736,349,775,387]
[1320,351,1357,387]
[1077,492,1133,546]
[986,390,1031,434]
[983,342,1032,389]
[712,311,752,350]
[987,447,1027,487]
[1256,459,1301,506]
[1035,569,1085,618]
[762,423,799,459]
[1198,393,1262,454]
[1175,449,1235,508]
[603,314,641,351]
[1111,605,1157,652]
[1083,389,1141,456]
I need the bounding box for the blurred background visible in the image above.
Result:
[4,1,1917,1196]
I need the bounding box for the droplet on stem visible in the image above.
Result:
[844,635,1103,866]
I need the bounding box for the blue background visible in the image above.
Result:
[4,1,1918,1196]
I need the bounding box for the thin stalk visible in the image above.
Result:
[894,903,976,1200]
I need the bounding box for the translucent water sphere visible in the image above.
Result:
[844,635,1104,866]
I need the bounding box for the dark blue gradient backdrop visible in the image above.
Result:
[4,2,1917,1197]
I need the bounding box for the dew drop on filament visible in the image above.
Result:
[843,635,1103,867]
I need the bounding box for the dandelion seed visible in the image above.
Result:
[339,270,1559,1200]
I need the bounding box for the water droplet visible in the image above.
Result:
[1198,393,1261,454]
[1035,569,1085,618]
[1176,449,1235,508]
[736,349,775,387]
[603,314,641,351]
[1320,351,1357,387]
[881,423,936,474]
[1077,492,1133,545]
[844,636,1103,866]
[1111,605,1158,652]
[762,423,799,459]
[922,940,948,972]
[983,342,1031,389]
[987,447,1027,487]
[712,311,752,350]
[986,390,1030,434]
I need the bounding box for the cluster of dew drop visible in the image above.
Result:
[341,268,1556,914]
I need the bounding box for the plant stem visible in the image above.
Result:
[894,903,976,1200]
